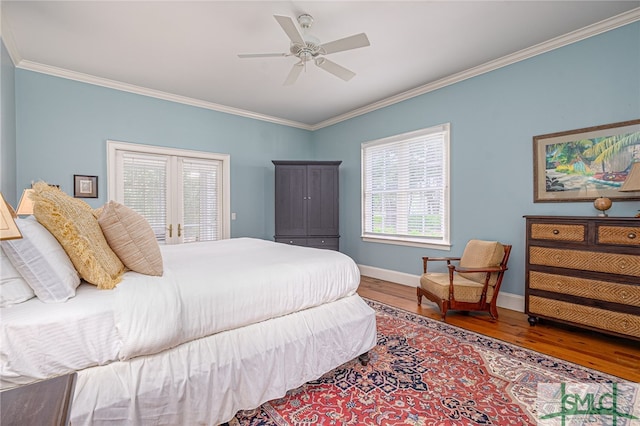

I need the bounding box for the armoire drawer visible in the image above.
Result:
[275,238,308,247]
[530,223,585,242]
[529,246,640,277]
[528,296,640,338]
[529,271,640,307]
[307,237,339,250]
[597,225,640,246]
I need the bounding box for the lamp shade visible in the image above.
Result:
[619,162,640,192]
[16,188,35,215]
[0,192,22,240]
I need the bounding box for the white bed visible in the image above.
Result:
[1,237,377,425]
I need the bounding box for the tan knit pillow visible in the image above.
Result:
[98,201,163,276]
[31,182,124,289]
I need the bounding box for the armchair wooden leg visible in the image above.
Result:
[417,287,423,306]
[489,303,499,321]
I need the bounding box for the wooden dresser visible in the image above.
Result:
[524,216,640,341]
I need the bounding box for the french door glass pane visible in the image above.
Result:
[181,159,221,243]
[122,153,168,243]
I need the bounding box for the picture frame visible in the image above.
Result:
[73,175,98,198]
[533,119,640,202]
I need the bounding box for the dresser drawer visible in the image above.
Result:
[530,223,585,242]
[529,271,640,307]
[529,296,640,338]
[530,246,640,277]
[597,225,640,246]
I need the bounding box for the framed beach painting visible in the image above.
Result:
[533,119,640,202]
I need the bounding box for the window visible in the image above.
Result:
[361,123,450,248]
[107,141,230,244]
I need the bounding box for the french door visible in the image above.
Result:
[107,141,230,244]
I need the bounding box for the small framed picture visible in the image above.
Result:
[74,175,98,198]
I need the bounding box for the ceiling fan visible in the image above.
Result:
[238,14,370,85]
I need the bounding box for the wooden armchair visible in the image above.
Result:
[417,240,511,321]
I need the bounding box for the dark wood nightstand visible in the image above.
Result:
[0,373,76,426]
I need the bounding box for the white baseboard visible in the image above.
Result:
[358,264,524,313]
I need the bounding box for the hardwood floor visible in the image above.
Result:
[357,276,640,382]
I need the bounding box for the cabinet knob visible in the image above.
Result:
[628,232,637,239]
[552,229,560,235]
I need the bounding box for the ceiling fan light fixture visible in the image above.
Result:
[297,14,314,29]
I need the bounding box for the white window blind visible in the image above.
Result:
[121,152,169,242]
[362,124,450,247]
[181,158,221,243]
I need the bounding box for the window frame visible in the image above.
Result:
[106,140,231,241]
[361,124,451,250]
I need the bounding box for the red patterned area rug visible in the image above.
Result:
[231,299,628,426]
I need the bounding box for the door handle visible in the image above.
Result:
[167,224,173,238]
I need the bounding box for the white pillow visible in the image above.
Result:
[1,216,80,303]
[0,246,35,307]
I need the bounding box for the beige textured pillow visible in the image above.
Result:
[98,201,163,276]
[31,182,124,289]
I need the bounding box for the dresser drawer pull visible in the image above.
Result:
[553,229,560,235]
[628,232,637,239]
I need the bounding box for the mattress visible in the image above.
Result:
[1,238,362,389]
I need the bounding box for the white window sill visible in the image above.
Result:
[361,235,451,251]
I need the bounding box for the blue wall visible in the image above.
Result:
[9,21,640,298]
[14,71,312,239]
[1,40,17,205]
[313,22,640,296]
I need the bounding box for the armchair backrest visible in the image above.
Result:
[458,240,505,285]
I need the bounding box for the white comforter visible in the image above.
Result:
[115,238,360,360]
[1,238,361,387]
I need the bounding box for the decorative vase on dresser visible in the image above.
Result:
[273,161,341,251]
[524,215,640,341]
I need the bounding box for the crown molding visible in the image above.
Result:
[311,7,640,130]
[15,60,313,131]
[6,7,639,132]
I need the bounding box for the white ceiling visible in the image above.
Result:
[2,1,639,129]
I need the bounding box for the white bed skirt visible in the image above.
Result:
[70,294,377,425]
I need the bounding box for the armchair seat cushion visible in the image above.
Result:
[420,272,495,303]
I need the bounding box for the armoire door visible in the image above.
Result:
[307,165,339,236]
[274,165,307,236]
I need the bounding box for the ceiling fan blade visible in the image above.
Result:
[238,53,288,58]
[321,33,370,55]
[274,15,305,46]
[284,63,304,86]
[315,58,355,81]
